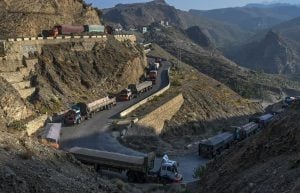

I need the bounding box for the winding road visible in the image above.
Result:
[60,60,207,183]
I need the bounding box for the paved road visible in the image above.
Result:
[60,60,208,182]
[60,60,170,156]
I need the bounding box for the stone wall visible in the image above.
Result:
[128,94,184,136]
[26,114,48,136]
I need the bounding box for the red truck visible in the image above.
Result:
[52,25,85,37]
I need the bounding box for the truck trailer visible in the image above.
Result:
[119,81,153,101]
[198,132,234,158]
[128,81,153,96]
[64,96,116,125]
[69,147,183,183]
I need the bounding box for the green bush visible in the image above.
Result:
[193,165,207,179]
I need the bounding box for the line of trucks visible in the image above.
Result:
[198,112,277,158]
[42,24,115,37]
[69,147,183,183]
[63,58,162,125]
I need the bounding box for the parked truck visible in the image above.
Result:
[198,132,234,158]
[64,96,116,125]
[69,147,183,183]
[119,81,153,101]
[148,70,158,83]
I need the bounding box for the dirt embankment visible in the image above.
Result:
[0,129,185,193]
[32,37,146,114]
[198,109,300,193]
[0,77,33,128]
[0,0,101,39]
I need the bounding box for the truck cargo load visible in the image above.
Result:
[199,132,234,158]
[85,25,105,33]
[69,147,182,183]
[64,96,116,125]
[128,81,153,94]
[53,25,85,36]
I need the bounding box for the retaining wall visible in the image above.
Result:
[128,94,184,135]
[26,114,48,136]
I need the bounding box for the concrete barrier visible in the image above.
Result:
[55,36,62,40]
[23,38,30,41]
[46,37,54,40]
[120,68,171,118]
[37,37,43,40]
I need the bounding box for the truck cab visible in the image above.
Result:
[159,155,183,183]
[119,89,133,101]
[148,70,158,83]
[64,108,82,125]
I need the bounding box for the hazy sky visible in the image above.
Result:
[85,0,300,10]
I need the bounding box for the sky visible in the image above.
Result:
[85,0,300,10]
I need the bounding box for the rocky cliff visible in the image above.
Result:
[0,0,101,39]
[32,37,146,114]
[233,30,296,74]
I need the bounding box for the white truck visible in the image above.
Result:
[69,147,183,183]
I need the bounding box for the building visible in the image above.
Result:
[142,27,148,34]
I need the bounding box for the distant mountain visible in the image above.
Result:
[229,17,300,75]
[189,4,300,31]
[102,0,252,48]
[144,25,300,100]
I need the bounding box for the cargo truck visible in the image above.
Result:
[148,70,158,83]
[119,81,153,101]
[64,96,116,125]
[69,147,183,183]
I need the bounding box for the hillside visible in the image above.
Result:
[103,0,251,48]
[144,25,300,102]
[121,44,262,154]
[228,17,300,75]
[0,0,101,39]
[32,37,146,114]
[190,4,300,32]
[198,108,300,193]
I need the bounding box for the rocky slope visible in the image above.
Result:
[198,107,300,193]
[31,37,146,114]
[103,0,251,48]
[229,17,300,75]
[231,30,296,74]
[190,4,300,32]
[0,128,184,193]
[144,25,300,102]
[0,0,101,39]
[0,77,33,128]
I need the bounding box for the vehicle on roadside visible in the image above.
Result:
[69,147,183,183]
[119,88,133,101]
[51,24,113,37]
[199,112,275,159]
[64,96,116,125]
[148,70,158,83]
[119,81,153,101]
[198,132,234,158]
